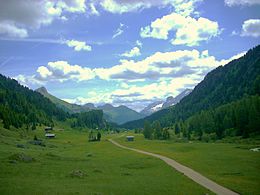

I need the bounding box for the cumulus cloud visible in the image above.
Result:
[140,13,220,46]
[65,40,92,51]
[96,49,222,81]
[120,47,141,58]
[0,0,205,38]
[14,74,45,87]
[21,49,245,84]
[0,0,87,38]
[99,0,202,15]
[0,21,28,38]
[241,19,260,38]
[225,0,260,6]
[15,50,246,110]
[35,61,95,82]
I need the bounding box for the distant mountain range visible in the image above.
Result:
[140,89,192,116]
[97,104,144,125]
[36,86,192,125]
[122,45,260,129]
[36,87,145,125]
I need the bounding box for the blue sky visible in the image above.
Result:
[0,0,259,111]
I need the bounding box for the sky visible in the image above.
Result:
[0,0,259,111]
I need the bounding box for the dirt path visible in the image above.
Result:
[109,139,239,195]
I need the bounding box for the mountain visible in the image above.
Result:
[140,89,192,116]
[36,87,144,125]
[36,87,90,114]
[140,101,164,116]
[162,89,192,108]
[97,104,145,125]
[122,45,260,129]
[0,75,68,129]
[83,103,96,109]
[0,76,106,130]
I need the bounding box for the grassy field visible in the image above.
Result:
[114,133,260,195]
[0,126,213,195]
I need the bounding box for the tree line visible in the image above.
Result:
[143,120,170,140]
[172,95,259,141]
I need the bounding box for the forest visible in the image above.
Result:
[0,74,105,130]
[172,95,260,140]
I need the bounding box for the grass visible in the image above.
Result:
[0,125,212,195]
[114,133,260,195]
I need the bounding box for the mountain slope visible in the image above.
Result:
[0,75,68,128]
[122,45,260,129]
[162,89,192,108]
[0,75,106,130]
[98,104,145,125]
[140,101,164,116]
[36,87,90,114]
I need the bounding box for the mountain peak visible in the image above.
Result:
[98,103,114,109]
[166,96,174,102]
[141,89,192,116]
[84,103,96,109]
[35,86,48,94]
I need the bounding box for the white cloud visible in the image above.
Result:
[218,51,246,65]
[58,0,86,13]
[35,61,95,82]
[0,0,87,38]
[89,3,100,15]
[15,50,246,111]
[136,40,143,47]
[94,49,234,81]
[14,74,44,86]
[65,40,92,51]
[140,13,220,46]
[241,19,260,38]
[231,30,239,36]
[0,21,28,38]
[37,66,52,78]
[99,0,202,15]
[120,47,141,58]
[112,23,127,39]
[16,49,245,87]
[225,0,260,6]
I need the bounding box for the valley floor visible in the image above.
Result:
[1,126,259,195]
[109,138,238,195]
[0,126,212,195]
[114,133,260,195]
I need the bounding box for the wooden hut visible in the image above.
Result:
[126,136,134,141]
[45,133,55,138]
[45,127,53,132]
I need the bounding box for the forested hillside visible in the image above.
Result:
[0,75,105,130]
[122,45,260,137]
[175,95,260,140]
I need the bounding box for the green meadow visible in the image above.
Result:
[115,133,260,195]
[0,125,212,195]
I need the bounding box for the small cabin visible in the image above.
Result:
[45,127,53,132]
[45,133,55,138]
[126,136,134,141]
